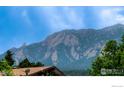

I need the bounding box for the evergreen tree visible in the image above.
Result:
[18,58,44,68]
[5,50,14,66]
[18,58,31,68]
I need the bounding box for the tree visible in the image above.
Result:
[90,36,124,76]
[18,58,31,68]
[101,40,118,58]
[0,59,13,76]
[121,34,124,44]
[18,58,44,68]
[5,50,14,66]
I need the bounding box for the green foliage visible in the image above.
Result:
[121,34,124,44]
[18,58,31,68]
[101,40,118,58]
[5,50,14,66]
[0,59,13,76]
[18,58,44,68]
[90,35,124,76]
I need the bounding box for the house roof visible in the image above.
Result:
[0,72,3,76]
[12,66,53,76]
[0,66,64,76]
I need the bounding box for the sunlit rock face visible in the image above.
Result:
[1,24,124,73]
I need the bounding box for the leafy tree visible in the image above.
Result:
[5,50,14,66]
[90,57,104,76]
[90,36,124,76]
[101,40,118,58]
[121,34,124,44]
[0,59,13,76]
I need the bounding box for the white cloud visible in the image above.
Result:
[62,7,85,29]
[39,7,69,32]
[97,7,124,27]
[39,7,85,32]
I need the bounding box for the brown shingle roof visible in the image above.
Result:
[0,72,3,76]
[12,66,52,76]
[0,66,64,76]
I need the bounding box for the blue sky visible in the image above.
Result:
[1,6,124,54]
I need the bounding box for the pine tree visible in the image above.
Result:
[18,58,31,68]
[5,50,14,66]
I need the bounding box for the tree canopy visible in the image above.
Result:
[90,35,124,76]
[0,59,13,76]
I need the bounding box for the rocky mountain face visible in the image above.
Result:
[1,24,124,75]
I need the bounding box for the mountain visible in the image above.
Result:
[1,24,124,75]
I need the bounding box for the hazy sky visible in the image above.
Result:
[0,6,124,54]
